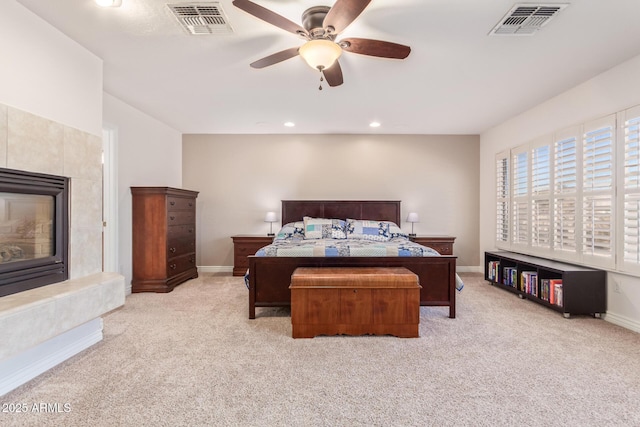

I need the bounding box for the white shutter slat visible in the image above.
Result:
[513,200,528,244]
[583,195,613,257]
[532,199,551,247]
[511,148,529,246]
[555,137,577,194]
[583,125,613,193]
[554,197,576,251]
[582,119,614,261]
[496,154,510,244]
[554,133,578,254]
[532,145,551,195]
[624,114,640,264]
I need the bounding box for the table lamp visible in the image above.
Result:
[406,212,419,237]
[264,211,277,236]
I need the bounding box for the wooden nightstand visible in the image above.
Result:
[409,236,456,255]
[231,235,274,276]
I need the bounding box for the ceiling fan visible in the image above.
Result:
[232,0,411,88]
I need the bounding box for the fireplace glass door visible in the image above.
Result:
[0,193,54,264]
[0,167,69,297]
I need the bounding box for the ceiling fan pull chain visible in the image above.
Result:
[318,69,324,90]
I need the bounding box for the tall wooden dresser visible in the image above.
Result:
[131,187,199,293]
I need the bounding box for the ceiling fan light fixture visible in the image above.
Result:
[299,40,342,71]
[95,0,122,7]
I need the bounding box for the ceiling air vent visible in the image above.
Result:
[489,3,569,36]
[167,2,233,35]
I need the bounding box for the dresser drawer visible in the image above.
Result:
[427,243,453,255]
[167,252,196,276]
[168,224,195,237]
[167,210,195,226]
[168,196,195,211]
[168,234,195,257]
[410,237,455,255]
[236,242,268,257]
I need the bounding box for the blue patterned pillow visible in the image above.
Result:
[346,219,391,241]
[385,221,409,239]
[303,217,347,239]
[275,221,305,240]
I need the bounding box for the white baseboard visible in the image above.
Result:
[198,266,233,274]
[0,318,104,396]
[603,311,640,334]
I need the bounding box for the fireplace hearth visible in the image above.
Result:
[0,168,69,297]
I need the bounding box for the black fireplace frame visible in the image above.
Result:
[0,168,69,297]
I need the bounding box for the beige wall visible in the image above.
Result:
[0,1,102,136]
[103,93,183,290]
[183,134,480,269]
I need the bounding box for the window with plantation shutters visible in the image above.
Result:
[495,153,509,245]
[512,149,529,246]
[582,117,614,261]
[492,104,640,277]
[531,144,551,247]
[623,109,640,266]
[554,133,578,253]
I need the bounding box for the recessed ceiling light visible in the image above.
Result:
[95,0,122,7]
[284,122,295,127]
[369,122,381,128]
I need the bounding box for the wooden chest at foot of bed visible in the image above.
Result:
[289,267,421,338]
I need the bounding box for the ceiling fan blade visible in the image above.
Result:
[322,61,344,87]
[250,47,300,69]
[323,0,372,35]
[340,38,411,59]
[233,0,308,37]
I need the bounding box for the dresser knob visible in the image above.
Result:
[169,215,175,221]
[169,247,176,253]
[170,201,175,206]
[188,228,194,233]
[170,264,177,270]
[188,202,193,207]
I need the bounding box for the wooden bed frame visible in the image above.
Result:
[247,200,457,319]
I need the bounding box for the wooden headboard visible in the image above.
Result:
[281,200,401,226]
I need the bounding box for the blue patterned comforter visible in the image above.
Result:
[251,236,464,291]
[255,237,442,257]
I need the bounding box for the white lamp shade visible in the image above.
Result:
[299,40,342,71]
[264,212,277,223]
[406,212,420,223]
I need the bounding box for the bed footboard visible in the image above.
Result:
[247,256,457,319]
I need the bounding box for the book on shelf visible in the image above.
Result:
[520,271,538,296]
[487,261,500,281]
[502,267,517,287]
[540,279,550,302]
[549,279,563,306]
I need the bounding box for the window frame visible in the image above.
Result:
[494,110,631,274]
[617,106,640,275]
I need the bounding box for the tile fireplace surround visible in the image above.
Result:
[0,103,125,395]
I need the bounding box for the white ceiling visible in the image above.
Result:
[15,0,640,134]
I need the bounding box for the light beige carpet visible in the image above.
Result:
[2,273,640,427]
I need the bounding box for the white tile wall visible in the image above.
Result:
[0,103,124,367]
